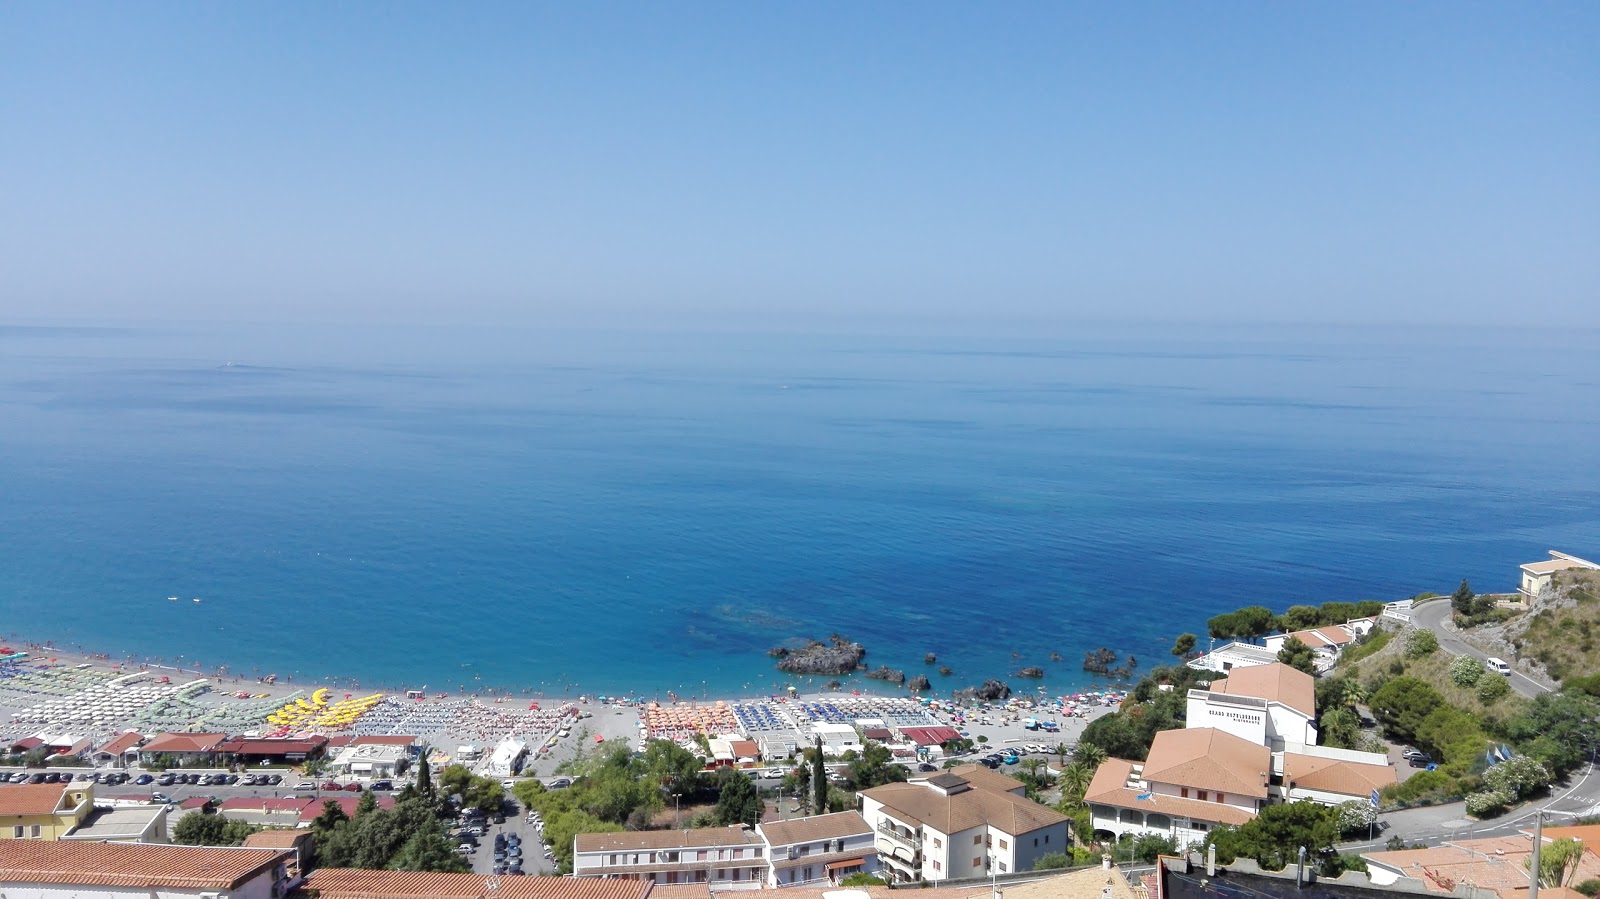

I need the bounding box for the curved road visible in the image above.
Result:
[1409,601,1550,698]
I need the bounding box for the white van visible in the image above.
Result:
[1486,657,1512,676]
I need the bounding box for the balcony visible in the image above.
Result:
[876,823,921,851]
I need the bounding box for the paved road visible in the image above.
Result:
[1410,601,1549,698]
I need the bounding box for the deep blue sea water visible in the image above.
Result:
[2,321,1597,700]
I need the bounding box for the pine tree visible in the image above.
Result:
[1452,579,1475,615]
[811,737,827,814]
[417,750,433,802]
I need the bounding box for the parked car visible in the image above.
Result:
[371,780,393,791]
[917,763,937,772]
[1401,748,1428,760]
[1408,756,1434,769]
[134,774,154,785]
[295,781,317,791]
[322,781,341,791]
[343,782,362,792]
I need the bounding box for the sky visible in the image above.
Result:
[1,3,1596,331]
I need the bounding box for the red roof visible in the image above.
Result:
[899,726,961,746]
[178,798,212,809]
[140,733,226,754]
[10,736,44,751]
[0,840,288,890]
[325,735,357,749]
[220,797,316,814]
[218,738,327,755]
[97,732,145,756]
[298,796,395,821]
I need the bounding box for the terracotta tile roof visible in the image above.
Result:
[302,869,651,899]
[1283,752,1396,798]
[218,737,326,754]
[862,772,1068,837]
[1364,835,1600,899]
[1140,728,1270,798]
[0,840,286,889]
[139,732,226,754]
[0,782,74,816]
[179,797,213,809]
[243,829,313,848]
[756,865,1141,899]
[1540,824,1600,846]
[650,885,713,899]
[898,726,961,746]
[759,810,870,846]
[1083,758,1257,828]
[220,797,316,813]
[1205,663,1315,718]
[575,825,761,853]
[729,740,759,757]
[769,847,870,871]
[96,732,144,756]
[947,764,1028,795]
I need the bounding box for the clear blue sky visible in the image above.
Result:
[2,3,1596,330]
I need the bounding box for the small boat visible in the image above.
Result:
[192,597,202,603]
[167,597,177,601]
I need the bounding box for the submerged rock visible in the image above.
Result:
[954,679,1012,702]
[866,666,906,685]
[924,653,938,665]
[1016,666,1045,679]
[907,674,931,692]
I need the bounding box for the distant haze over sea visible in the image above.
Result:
[2,321,1596,699]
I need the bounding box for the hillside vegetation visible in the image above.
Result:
[1508,570,1600,682]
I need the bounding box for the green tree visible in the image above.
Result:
[1032,851,1075,871]
[388,812,469,872]
[643,739,707,798]
[1319,707,1361,750]
[846,741,909,791]
[811,737,827,814]
[1282,605,1323,631]
[1207,612,1239,641]
[1207,802,1339,871]
[1277,636,1317,675]
[1171,634,1197,657]
[1452,579,1476,615]
[1530,837,1586,888]
[1057,762,1093,811]
[1234,606,1278,643]
[1451,655,1486,686]
[1476,673,1509,703]
[311,798,351,834]
[355,788,379,818]
[713,768,761,827]
[1405,629,1439,658]
[1370,677,1444,743]
[1505,692,1600,777]
[839,874,889,887]
[416,751,433,802]
[173,812,227,845]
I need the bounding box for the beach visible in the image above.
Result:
[0,636,1121,780]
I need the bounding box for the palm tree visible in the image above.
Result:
[1058,762,1093,809]
[1054,742,1070,768]
[1072,742,1107,771]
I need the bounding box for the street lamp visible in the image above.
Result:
[673,793,681,828]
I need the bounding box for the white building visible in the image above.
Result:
[486,738,528,778]
[1185,641,1278,674]
[328,742,409,779]
[1185,662,1317,749]
[810,723,861,757]
[572,825,767,889]
[1278,749,1396,806]
[756,810,877,887]
[1518,551,1599,606]
[0,840,291,899]
[1263,618,1376,671]
[1085,727,1269,847]
[859,765,1069,884]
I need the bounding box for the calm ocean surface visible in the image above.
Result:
[2,322,1597,699]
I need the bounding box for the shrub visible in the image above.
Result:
[1465,790,1512,817]
[1450,655,1486,687]
[1476,674,1510,703]
[1573,879,1600,898]
[1482,756,1552,799]
[1406,629,1439,658]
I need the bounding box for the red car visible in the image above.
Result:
[322,781,341,791]
[342,782,363,791]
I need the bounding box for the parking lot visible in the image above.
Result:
[455,793,556,876]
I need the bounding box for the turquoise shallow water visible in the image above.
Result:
[1,322,1596,699]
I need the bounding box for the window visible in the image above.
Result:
[933,837,942,849]
[697,850,707,861]
[933,861,942,872]
[999,862,1008,873]
[1045,834,1050,844]
[30,824,41,838]
[1198,791,1209,802]
[999,839,1008,850]
[609,855,617,865]
[974,835,982,845]
[1216,793,1225,804]
[1034,838,1039,847]
[802,867,814,882]
[11,826,21,838]
[1180,787,1189,798]
[974,857,983,868]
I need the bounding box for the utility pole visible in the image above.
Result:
[673,793,681,828]
[1530,810,1543,899]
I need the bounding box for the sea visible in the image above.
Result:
[1,321,1597,701]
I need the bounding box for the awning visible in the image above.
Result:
[826,858,865,872]
[350,762,373,772]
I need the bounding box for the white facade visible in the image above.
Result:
[328,743,407,778]
[758,812,878,887]
[810,723,861,757]
[572,826,766,889]
[486,738,527,778]
[1185,642,1278,674]
[1185,690,1315,748]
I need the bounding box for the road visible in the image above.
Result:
[1410,601,1549,699]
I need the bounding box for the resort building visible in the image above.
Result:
[218,797,317,828]
[138,732,227,767]
[572,826,768,889]
[487,738,529,777]
[1278,750,1396,806]
[755,810,876,887]
[243,828,315,881]
[91,731,145,768]
[299,869,651,899]
[1518,551,1599,607]
[810,723,862,757]
[0,782,94,841]
[1262,619,1376,671]
[1184,641,1278,674]
[218,736,328,766]
[328,742,409,779]
[0,840,291,899]
[707,736,762,767]
[1185,663,1316,749]
[1085,728,1269,847]
[858,766,1070,884]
